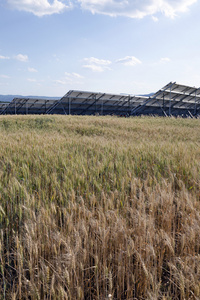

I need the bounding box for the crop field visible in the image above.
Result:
[0,115,199,299]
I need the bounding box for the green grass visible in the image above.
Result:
[0,115,199,299]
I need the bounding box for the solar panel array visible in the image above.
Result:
[0,103,9,114]
[46,90,148,116]
[131,82,200,116]
[1,82,200,117]
[1,98,56,115]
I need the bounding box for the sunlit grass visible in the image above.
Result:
[0,115,199,299]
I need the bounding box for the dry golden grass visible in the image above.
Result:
[0,115,199,299]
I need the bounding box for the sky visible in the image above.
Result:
[0,0,200,97]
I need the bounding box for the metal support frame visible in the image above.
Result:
[112,99,130,115]
[131,97,155,115]
[78,94,106,115]
[188,110,194,118]
[101,99,104,115]
[95,95,97,114]
[131,82,176,116]
[2,98,28,115]
[0,103,9,115]
[68,98,71,115]
[128,95,131,115]
[194,90,197,115]
[170,89,200,114]
[169,85,171,115]
[97,95,128,115]
[26,101,28,114]
[162,95,167,116]
[27,99,39,113]
[2,82,200,117]
[71,94,96,113]
[98,95,130,115]
[59,102,67,115]
[45,90,73,114]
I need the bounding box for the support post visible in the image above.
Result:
[169,86,171,116]
[26,101,28,115]
[101,99,103,115]
[163,95,165,116]
[68,98,71,115]
[95,95,97,114]
[128,95,131,115]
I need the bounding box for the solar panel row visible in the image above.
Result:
[1,82,200,117]
[46,90,148,116]
[0,98,56,115]
[131,82,200,116]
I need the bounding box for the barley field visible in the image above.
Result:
[0,115,199,300]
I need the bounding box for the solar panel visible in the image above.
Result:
[0,103,9,114]
[1,82,200,117]
[46,90,149,116]
[1,98,57,115]
[131,82,200,116]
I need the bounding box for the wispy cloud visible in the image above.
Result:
[160,57,171,63]
[28,67,38,72]
[0,55,10,60]
[83,64,109,72]
[52,54,61,62]
[1,53,29,62]
[152,16,159,22]
[83,57,111,66]
[116,56,142,66]
[15,54,29,62]
[65,72,83,79]
[6,0,196,18]
[0,74,10,79]
[83,57,111,72]
[54,72,84,85]
[54,79,66,85]
[0,82,9,87]
[27,78,37,82]
[78,0,197,18]
[7,0,72,17]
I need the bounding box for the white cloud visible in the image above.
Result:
[7,0,72,17]
[27,78,36,82]
[55,72,84,85]
[52,54,61,62]
[83,64,107,72]
[152,16,158,22]
[28,67,38,72]
[65,72,84,79]
[116,56,142,66]
[0,75,10,79]
[55,79,66,85]
[7,0,196,18]
[78,0,197,18]
[0,82,9,87]
[15,54,28,62]
[83,57,111,66]
[83,57,112,72]
[0,55,10,60]
[160,57,171,63]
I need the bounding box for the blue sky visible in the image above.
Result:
[0,0,200,96]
